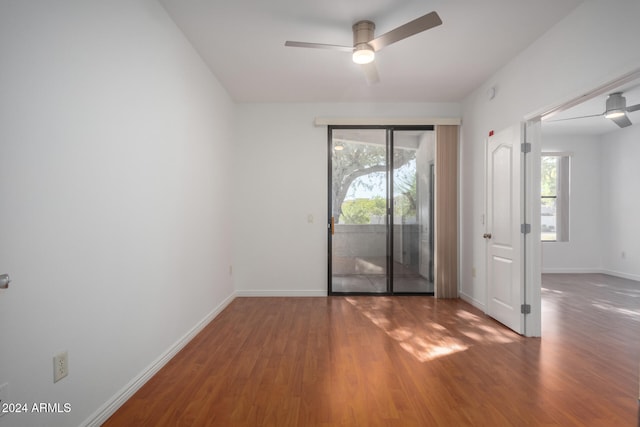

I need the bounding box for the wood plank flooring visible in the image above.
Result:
[104,274,639,426]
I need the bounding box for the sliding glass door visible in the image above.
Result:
[392,130,435,292]
[328,126,435,295]
[330,128,388,293]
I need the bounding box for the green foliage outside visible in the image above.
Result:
[332,140,415,224]
[541,156,557,211]
[339,170,418,225]
[340,197,386,224]
[394,170,417,219]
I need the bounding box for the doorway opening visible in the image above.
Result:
[328,126,435,295]
[518,68,640,337]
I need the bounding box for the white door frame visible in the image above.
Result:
[522,68,640,338]
[523,119,542,337]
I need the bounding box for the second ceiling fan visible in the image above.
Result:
[549,92,640,128]
[285,11,443,84]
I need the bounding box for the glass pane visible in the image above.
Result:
[392,130,435,293]
[541,197,557,241]
[331,129,388,293]
[541,156,558,241]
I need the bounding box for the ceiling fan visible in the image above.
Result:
[284,11,442,84]
[549,92,640,128]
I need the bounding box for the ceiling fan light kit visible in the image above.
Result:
[284,11,442,83]
[604,110,625,119]
[352,45,375,64]
[352,21,376,64]
[604,92,626,118]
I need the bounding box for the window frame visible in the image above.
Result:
[541,152,571,242]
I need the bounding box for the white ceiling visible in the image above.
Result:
[159,0,583,103]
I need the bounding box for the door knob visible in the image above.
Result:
[0,274,10,289]
[483,233,492,239]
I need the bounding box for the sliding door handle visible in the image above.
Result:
[330,216,335,235]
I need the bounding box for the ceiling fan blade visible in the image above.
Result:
[368,11,442,52]
[546,113,602,123]
[610,113,632,128]
[361,62,380,85]
[626,103,640,113]
[284,41,353,52]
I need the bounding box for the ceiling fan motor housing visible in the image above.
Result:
[605,92,626,117]
[353,20,375,48]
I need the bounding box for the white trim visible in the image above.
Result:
[541,268,640,282]
[541,151,573,157]
[599,269,640,282]
[314,117,461,126]
[542,268,604,274]
[533,68,640,121]
[459,292,486,312]
[80,292,237,427]
[524,118,542,337]
[235,290,327,297]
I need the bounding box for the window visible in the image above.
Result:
[541,154,570,242]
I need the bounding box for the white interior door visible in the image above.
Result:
[486,125,524,334]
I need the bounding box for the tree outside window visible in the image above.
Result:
[541,154,570,242]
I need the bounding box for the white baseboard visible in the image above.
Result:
[542,268,640,282]
[600,269,640,282]
[235,290,327,297]
[459,291,486,313]
[542,268,603,274]
[80,292,237,427]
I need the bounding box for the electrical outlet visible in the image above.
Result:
[0,383,8,417]
[53,351,68,383]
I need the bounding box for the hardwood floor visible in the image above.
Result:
[104,274,639,426]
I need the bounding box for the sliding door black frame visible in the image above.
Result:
[327,125,434,296]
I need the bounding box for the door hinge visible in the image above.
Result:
[521,223,531,234]
[521,142,531,153]
[521,304,531,315]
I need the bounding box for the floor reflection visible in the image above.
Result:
[345,297,516,363]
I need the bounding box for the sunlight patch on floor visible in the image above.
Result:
[344,297,522,362]
[613,290,640,297]
[456,309,517,344]
[591,302,640,321]
[345,297,469,362]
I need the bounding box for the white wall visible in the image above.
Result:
[600,125,640,280]
[2,0,639,424]
[232,103,460,295]
[0,1,235,426]
[540,134,602,273]
[460,0,640,311]
[540,127,640,281]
